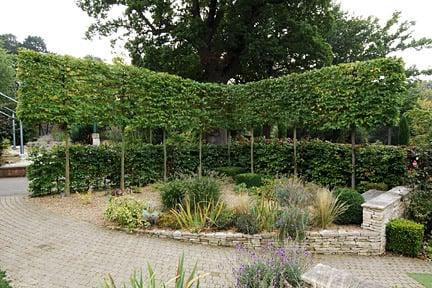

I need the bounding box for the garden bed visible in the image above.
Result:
[30,182,245,227]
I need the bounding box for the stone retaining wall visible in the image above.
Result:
[113,226,278,247]
[304,228,382,255]
[304,186,411,255]
[112,186,411,255]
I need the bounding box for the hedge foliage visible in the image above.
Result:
[17,50,406,133]
[27,140,407,196]
[386,219,424,257]
[333,188,364,225]
[235,173,264,188]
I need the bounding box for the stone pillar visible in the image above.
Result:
[361,186,411,253]
[91,133,100,146]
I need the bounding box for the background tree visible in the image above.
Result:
[78,0,333,83]
[404,81,432,145]
[0,48,16,97]
[0,34,20,54]
[22,36,48,53]
[327,6,432,65]
[0,48,16,142]
[0,33,48,54]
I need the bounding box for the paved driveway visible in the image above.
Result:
[1,178,432,287]
[0,177,28,196]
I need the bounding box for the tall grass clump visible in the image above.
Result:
[312,188,347,229]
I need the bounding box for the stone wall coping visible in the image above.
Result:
[361,187,410,210]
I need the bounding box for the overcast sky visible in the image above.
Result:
[0,0,431,71]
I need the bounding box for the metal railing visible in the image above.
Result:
[0,92,24,157]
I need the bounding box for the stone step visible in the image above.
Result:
[302,263,385,288]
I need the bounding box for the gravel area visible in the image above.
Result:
[29,182,243,228]
[30,185,163,226]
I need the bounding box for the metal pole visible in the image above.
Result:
[0,91,17,103]
[19,120,24,157]
[12,113,16,150]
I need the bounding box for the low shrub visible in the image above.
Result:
[235,173,263,188]
[386,219,424,257]
[333,188,364,225]
[407,188,432,234]
[157,212,180,229]
[275,177,316,208]
[104,197,149,230]
[187,176,221,206]
[276,207,309,241]
[235,243,312,288]
[161,177,220,210]
[215,166,246,177]
[235,213,260,235]
[160,179,188,209]
[214,208,235,229]
[312,188,347,229]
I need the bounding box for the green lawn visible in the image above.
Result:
[408,273,432,288]
[0,269,11,288]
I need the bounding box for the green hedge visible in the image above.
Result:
[27,140,408,196]
[235,173,264,188]
[386,219,424,257]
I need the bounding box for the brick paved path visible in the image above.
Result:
[1,178,432,287]
[0,177,28,196]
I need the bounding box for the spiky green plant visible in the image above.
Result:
[170,199,225,232]
[312,188,347,229]
[103,254,206,288]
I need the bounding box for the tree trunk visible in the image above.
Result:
[149,128,153,144]
[64,127,70,196]
[163,128,167,182]
[198,130,203,178]
[387,127,392,145]
[263,124,271,139]
[351,128,356,189]
[293,126,298,177]
[120,128,125,191]
[250,128,254,173]
[227,130,231,166]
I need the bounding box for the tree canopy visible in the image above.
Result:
[0,33,48,54]
[78,1,431,83]
[77,0,334,83]
[326,6,432,66]
[0,48,16,97]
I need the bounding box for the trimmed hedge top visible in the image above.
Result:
[17,50,406,132]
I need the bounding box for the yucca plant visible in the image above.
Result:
[312,188,348,229]
[103,254,206,288]
[170,199,225,232]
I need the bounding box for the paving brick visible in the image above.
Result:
[1,178,432,288]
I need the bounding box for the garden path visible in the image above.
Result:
[0,177,431,288]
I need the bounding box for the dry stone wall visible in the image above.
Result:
[111,186,411,255]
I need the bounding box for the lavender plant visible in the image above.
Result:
[234,243,312,288]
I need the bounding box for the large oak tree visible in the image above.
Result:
[78,0,333,83]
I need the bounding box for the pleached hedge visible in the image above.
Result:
[27,140,407,196]
[17,50,407,193]
[17,50,406,131]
